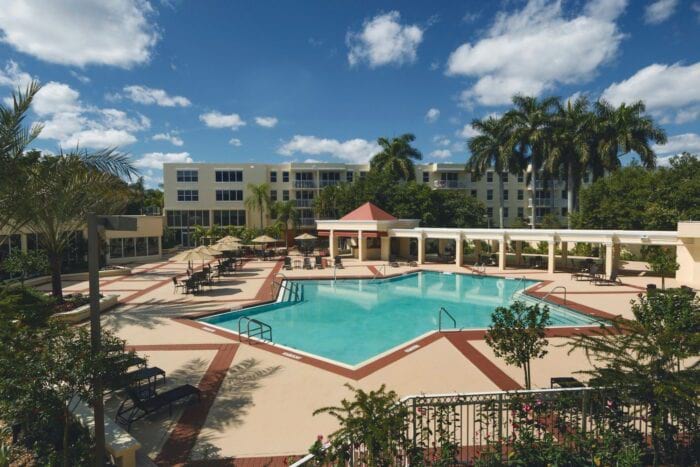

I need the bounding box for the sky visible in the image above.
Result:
[0,0,699,187]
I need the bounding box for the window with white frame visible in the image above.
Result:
[215,189,243,201]
[176,170,198,182]
[215,170,243,182]
[177,189,199,201]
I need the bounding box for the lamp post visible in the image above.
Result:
[88,214,137,466]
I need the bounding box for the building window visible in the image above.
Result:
[561,207,568,216]
[583,173,590,183]
[213,210,246,227]
[123,238,135,258]
[562,190,567,199]
[215,170,243,182]
[270,171,277,183]
[487,207,493,218]
[282,190,289,201]
[470,189,477,198]
[503,189,509,201]
[422,172,429,183]
[270,190,277,202]
[166,210,210,227]
[518,207,524,218]
[503,207,509,218]
[486,172,493,183]
[176,169,198,182]
[282,171,289,183]
[518,173,524,183]
[517,189,524,200]
[487,189,493,201]
[346,171,354,183]
[360,171,368,178]
[177,189,199,202]
[215,189,243,201]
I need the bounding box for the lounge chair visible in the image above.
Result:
[334,256,344,269]
[592,271,622,286]
[283,256,292,270]
[116,384,201,430]
[314,255,324,269]
[303,257,313,270]
[572,264,599,281]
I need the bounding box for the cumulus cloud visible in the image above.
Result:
[429,149,452,159]
[255,116,278,128]
[278,135,381,163]
[644,0,678,24]
[62,129,137,148]
[457,124,480,138]
[446,0,625,106]
[229,138,242,147]
[120,85,191,107]
[425,108,440,123]
[0,60,34,89]
[0,0,159,68]
[433,135,451,146]
[602,62,700,123]
[652,133,700,155]
[134,151,192,169]
[347,11,423,68]
[199,111,246,130]
[152,131,183,146]
[32,81,82,116]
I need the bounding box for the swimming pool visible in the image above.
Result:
[199,271,603,367]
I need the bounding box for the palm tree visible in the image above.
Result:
[370,133,422,181]
[467,116,515,228]
[594,100,667,174]
[13,150,136,300]
[272,201,300,248]
[245,183,272,229]
[547,96,595,228]
[504,95,559,228]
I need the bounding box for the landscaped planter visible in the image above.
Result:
[23,266,131,287]
[53,295,120,324]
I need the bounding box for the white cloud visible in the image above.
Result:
[652,133,700,155]
[278,135,381,163]
[70,70,90,84]
[0,0,159,68]
[602,62,700,123]
[133,151,193,169]
[347,11,423,68]
[255,116,278,128]
[33,81,82,116]
[425,108,440,123]
[644,0,678,24]
[121,85,191,107]
[430,149,452,159]
[152,131,183,146]
[457,124,480,138]
[433,135,451,146]
[228,138,242,147]
[0,60,34,89]
[447,0,624,106]
[199,111,246,130]
[62,129,138,148]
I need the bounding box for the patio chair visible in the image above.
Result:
[184,278,200,294]
[314,255,324,269]
[283,256,292,270]
[592,270,622,286]
[334,256,344,269]
[573,264,598,281]
[303,257,313,270]
[172,277,186,294]
[115,384,201,430]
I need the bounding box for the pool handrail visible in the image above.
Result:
[438,306,456,331]
[237,316,272,344]
[543,285,567,305]
[510,276,527,299]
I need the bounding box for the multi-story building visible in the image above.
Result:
[163,162,586,246]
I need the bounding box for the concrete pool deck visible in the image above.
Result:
[47,254,678,464]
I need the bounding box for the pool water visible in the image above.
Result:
[200,271,603,366]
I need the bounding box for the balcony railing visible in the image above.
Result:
[294,180,316,189]
[294,199,313,208]
[319,180,341,187]
[299,218,316,226]
[527,198,554,208]
[433,180,466,189]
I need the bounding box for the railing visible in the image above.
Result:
[319,180,341,187]
[294,199,313,208]
[438,306,456,331]
[544,285,567,305]
[294,180,316,189]
[433,180,466,189]
[510,276,527,298]
[472,263,486,275]
[271,274,301,301]
[237,316,272,344]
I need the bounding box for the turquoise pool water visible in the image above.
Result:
[199,271,602,366]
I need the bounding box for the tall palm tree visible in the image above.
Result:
[13,150,136,300]
[504,95,558,228]
[370,133,422,181]
[467,116,515,228]
[245,182,271,229]
[547,96,595,228]
[272,200,300,248]
[594,100,667,175]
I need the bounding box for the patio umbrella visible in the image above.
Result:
[217,235,241,244]
[252,235,278,243]
[294,232,317,256]
[171,246,221,267]
[211,241,241,252]
[294,233,317,240]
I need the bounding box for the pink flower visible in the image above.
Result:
[317,434,323,442]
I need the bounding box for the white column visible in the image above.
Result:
[605,242,614,277]
[548,240,556,274]
[329,230,337,258]
[498,237,506,271]
[358,231,366,262]
[455,235,463,267]
[380,236,390,261]
[417,235,426,264]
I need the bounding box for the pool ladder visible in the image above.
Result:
[543,286,567,305]
[510,276,527,299]
[271,273,302,301]
[238,316,272,344]
[438,306,456,332]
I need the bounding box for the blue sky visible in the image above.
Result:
[1,0,699,187]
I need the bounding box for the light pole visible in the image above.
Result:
[88,214,136,466]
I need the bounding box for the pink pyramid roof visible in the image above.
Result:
[340,202,397,221]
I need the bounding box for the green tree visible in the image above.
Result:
[647,247,679,290]
[272,201,300,248]
[245,182,271,228]
[1,250,49,285]
[485,301,551,389]
[370,133,422,181]
[11,151,136,300]
[568,290,699,465]
[467,116,515,228]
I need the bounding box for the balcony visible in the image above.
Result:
[527,198,554,208]
[295,199,313,208]
[319,180,341,188]
[299,218,316,226]
[528,180,563,190]
[293,180,316,189]
[433,180,466,189]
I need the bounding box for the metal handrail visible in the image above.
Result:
[237,316,272,344]
[271,276,301,301]
[472,262,486,275]
[543,285,567,304]
[438,306,456,331]
[510,276,527,298]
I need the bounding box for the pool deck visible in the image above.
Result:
[40,255,677,464]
